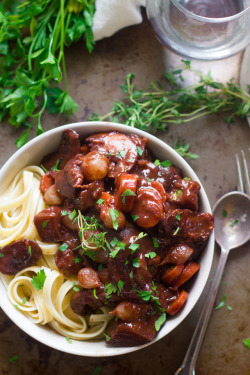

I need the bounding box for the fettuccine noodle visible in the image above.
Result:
[0,166,113,341]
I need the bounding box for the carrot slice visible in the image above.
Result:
[162,264,184,284]
[114,174,138,212]
[167,290,189,316]
[173,261,200,287]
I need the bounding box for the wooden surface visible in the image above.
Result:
[0,14,250,375]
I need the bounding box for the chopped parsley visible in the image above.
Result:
[96,198,104,205]
[61,210,69,216]
[21,298,27,305]
[145,252,157,259]
[135,232,148,241]
[42,220,49,228]
[242,338,250,349]
[109,208,119,230]
[28,246,32,256]
[137,146,143,156]
[104,283,117,298]
[117,280,124,294]
[131,214,138,221]
[129,271,133,278]
[154,159,172,167]
[73,258,82,264]
[155,312,166,331]
[121,189,136,205]
[0,252,4,257]
[230,219,239,227]
[69,209,77,221]
[9,355,18,364]
[152,237,159,247]
[66,336,72,344]
[132,258,140,268]
[109,240,126,258]
[128,243,140,253]
[176,212,183,221]
[59,243,68,252]
[103,333,111,342]
[222,209,228,218]
[31,269,46,291]
[72,282,80,292]
[215,294,232,310]
[93,289,98,299]
[119,150,126,159]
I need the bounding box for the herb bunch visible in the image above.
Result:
[0,0,95,147]
[90,60,250,132]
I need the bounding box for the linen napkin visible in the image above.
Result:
[93,0,146,41]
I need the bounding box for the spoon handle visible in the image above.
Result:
[175,247,229,375]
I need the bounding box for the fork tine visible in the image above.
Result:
[241,149,250,196]
[236,153,244,193]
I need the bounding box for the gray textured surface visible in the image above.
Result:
[0,15,250,375]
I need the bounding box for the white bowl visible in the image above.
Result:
[0,121,214,357]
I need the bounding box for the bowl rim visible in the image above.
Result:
[0,121,214,357]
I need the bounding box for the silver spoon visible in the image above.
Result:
[175,191,250,375]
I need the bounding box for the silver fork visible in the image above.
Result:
[174,150,250,375]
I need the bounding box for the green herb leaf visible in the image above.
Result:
[31,269,46,291]
[155,313,166,331]
[230,219,239,227]
[103,333,111,342]
[152,237,159,247]
[0,252,4,258]
[73,282,80,292]
[215,294,226,310]
[154,159,172,167]
[131,215,138,221]
[104,282,117,297]
[145,252,157,259]
[121,189,136,205]
[69,210,77,221]
[66,336,72,344]
[61,210,69,216]
[96,198,104,204]
[132,258,140,268]
[173,227,180,236]
[93,288,98,299]
[109,208,119,230]
[128,243,140,253]
[242,338,250,349]
[9,355,18,364]
[59,243,68,252]
[117,280,124,294]
[28,246,32,256]
[21,298,27,305]
[222,209,228,218]
[137,146,143,156]
[42,220,49,228]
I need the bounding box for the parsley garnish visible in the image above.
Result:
[93,289,98,299]
[21,298,27,305]
[103,333,111,342]
[51,159,60,171]
[215,294,232,311]
[132,258,140,268]
[28,246,32,256]
[61,210,69,216]
[155,313,166,331]
[42,220,49,228]
[145,252,157,259]
[137,146,143,156]
[242,338,250,349]
[96,198,104,204]
[66,336,72,344]
[131,215,138,221]
[31,269,46,291]
[117,280,124,294]
[119,150,126,159]
[59,243,68,252]
[9,355,18,364]
[0,252,4,258]
[69,210,77,221]
[128,243,140,253]
[73,258,82,264]
[121,189,136,205]
[73,282,80,292]
[230,219,239,227]
[176,212,183,221]
[222,209,228,218]
[152,237,159,247]
[109,208,119,230]
[154,159,172,167]
[104,283,117,298]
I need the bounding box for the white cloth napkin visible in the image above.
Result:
[93,0,146,41]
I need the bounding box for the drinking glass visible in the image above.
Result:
[146,0,250,60]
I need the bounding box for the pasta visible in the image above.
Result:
[0,166,113,341]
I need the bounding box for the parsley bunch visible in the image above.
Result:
[90,60,250,132]
[0,0,95,147]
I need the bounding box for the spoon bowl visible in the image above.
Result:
[213,191,250,250]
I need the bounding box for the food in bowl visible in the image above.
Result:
[0,126,214,348]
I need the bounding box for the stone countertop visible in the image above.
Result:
[0,14,250,375]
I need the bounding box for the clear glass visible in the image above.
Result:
[146,0,250,60]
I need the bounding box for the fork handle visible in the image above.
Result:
[175,247,229,375]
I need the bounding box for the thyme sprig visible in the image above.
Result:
[90,60,250,132]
